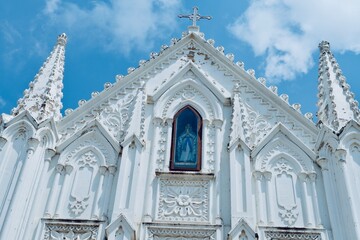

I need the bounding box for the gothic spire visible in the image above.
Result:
[12,33,67,122]
[317,41,359,131]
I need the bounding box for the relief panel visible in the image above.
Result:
[157,178,209,222]
[148,227,215,240]
[272,158,299,226]
[43,222,99,240]
[265,230,321,240]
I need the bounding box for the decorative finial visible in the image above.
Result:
[57,33,67,46]
[178,6,212,32]
[319,41,330,53]
[13,33,67,122]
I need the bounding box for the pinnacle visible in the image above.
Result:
[318,40,330,54]
[12,33,66,122]
[57,33,67,46]
[316,40,359,131]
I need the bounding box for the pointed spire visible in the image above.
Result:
[229,84,246,146]
[12,33,67,122]
[317,41,359,131]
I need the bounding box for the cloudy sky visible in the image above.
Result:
[1,0,359,119]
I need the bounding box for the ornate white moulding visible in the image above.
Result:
[145,223,218,240]
[40,219,104,240]
[155,171,215,179]
[260,226,326,240]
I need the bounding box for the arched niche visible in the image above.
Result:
[254,136,314,173]
[253,135,317,227]
[59,129,116,166]
[170,105,202,171]
[154,80,223,123]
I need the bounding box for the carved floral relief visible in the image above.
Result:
[273,158,299,225]
[68,151,98,216]
[43,223,98,240]
[158,179,209,222]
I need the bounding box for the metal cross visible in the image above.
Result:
[178,6,212,27]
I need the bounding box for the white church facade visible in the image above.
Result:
[1,14,360,240]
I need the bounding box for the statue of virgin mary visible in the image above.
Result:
[176,124,197,163]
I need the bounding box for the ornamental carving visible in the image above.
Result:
[234,83,317,148]
[69,196,89,215]
[43,223,98,240]
[64,132,115,165]
[206,123,216,172]
[78,151,97,167]
[68,151,97,216]
[265,231,321,240]
[229,92,244,144]
[161,85,214,120]
[158,179,209,222]
[148,227,215,240]
[351,143,360,153]
[49,230,91,240]
[259,139,310,172]
[156,121,168,171]
[242,102,272,147]
[58,84,140,143]
[100,92,136,140]
[273,159,299,226]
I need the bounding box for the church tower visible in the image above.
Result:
[316,41,360,240]
[0,33,66,239]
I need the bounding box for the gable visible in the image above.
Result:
[57,32,318,150]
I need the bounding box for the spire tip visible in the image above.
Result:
[319,41,330,53]
[57,33,67,46]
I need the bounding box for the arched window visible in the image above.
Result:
[170,106,202,171]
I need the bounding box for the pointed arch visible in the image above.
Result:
[170,105,202,171]
[154,79,223,122]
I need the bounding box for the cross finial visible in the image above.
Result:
[178,6,212,32]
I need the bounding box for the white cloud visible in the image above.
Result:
[44,0,181,53]
[0,97,6,108]
[0,21,21,45]
[44,0,61,15]
[228,0,360,82]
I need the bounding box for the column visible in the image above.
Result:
[298,172,311,226]
[164,119,172,170]
[253,171,264,224]
[91,165,107,219]
[317,157,343,239]
[308,172,322,227]
[23,148,55,236]
[229,142,243,228]
[214,122,222,225]
[43,149,56,176]
[26,137,40,159]
[143,118,162,222]
[102,165,116,220]
[263,171,274,225]
[336,149,360,238]
[54,165,73,217]
[0,137,39,237]
[44,163,65,217]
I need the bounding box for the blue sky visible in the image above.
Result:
[1,0,359,120]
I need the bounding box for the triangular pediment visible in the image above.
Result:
[57,31,319,150]
[57,119,120,153]
[252,123,316,160]
[106,213,136,240]
[148,61,230,105]
[228,218,256,240]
